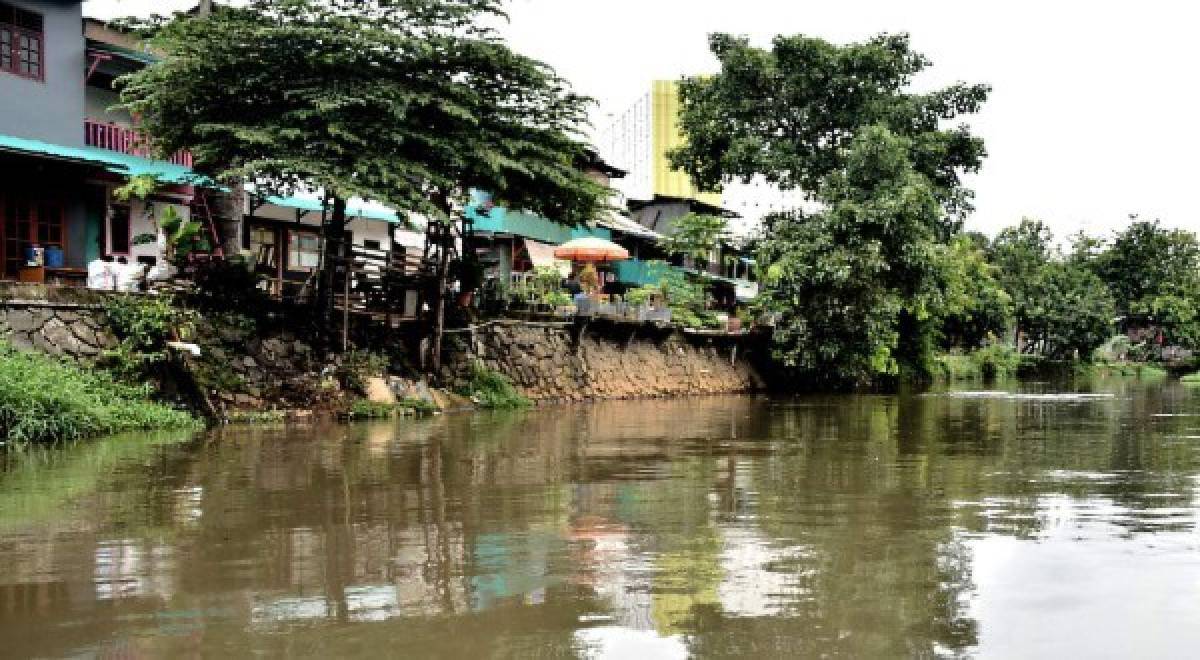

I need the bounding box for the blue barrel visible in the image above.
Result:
[44,245,64,268]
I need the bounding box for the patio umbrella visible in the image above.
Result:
[553,237,630,262]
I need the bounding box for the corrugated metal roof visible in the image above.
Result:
[0,133,201,185]
[264,195,403,224]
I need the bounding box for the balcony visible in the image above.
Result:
[84,119,194,168]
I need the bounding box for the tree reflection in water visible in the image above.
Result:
[0,380,1198,657]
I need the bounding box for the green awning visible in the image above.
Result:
[0,133,203,185]
[465,190,610,244]
[265,195,404,225]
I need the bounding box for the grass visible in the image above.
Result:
[1082,362,1169,380]
[934,345,1021,382]
[0,342,198,446]
[1181,372,1200,385]
[345,397,441,420]
[457,362,531,409]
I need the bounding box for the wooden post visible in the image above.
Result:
[430,221,451,373]
[342,254,351,352]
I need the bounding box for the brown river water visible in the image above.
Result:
[2,380,1200,658]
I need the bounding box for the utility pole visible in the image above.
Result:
[197,0,213,17]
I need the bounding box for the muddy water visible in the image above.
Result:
[2,380,1200,658]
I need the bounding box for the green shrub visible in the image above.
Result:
[457,362,530,409]
[933,345,1020,381]
[347,399,399,419]
[102,294,195,381]
[335,350,389,393]
[0,342,197,446]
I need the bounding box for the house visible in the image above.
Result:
[598,80,760,303]
[466,149,658,291]
[0,2,202,283]
[0,4,409,295]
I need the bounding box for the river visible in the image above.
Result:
[1,379,1199,658]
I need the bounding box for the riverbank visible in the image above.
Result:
[0,341,197,446]
[0,284,766,442]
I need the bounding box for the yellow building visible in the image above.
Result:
[649,80,723,206]
[601,80,723,208]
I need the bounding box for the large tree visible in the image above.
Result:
[990,219,1115,359]
[119,0,606,365]
[672,33,989,386]
[1091,219,1200,348]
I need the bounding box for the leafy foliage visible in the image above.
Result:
[670,32,989,232]
[661,213,730,263]
[671,33,989,386]
[458,362,530,409]
[0,342,196,446]
[1091,219,1200,349]
[936,235,1012,350]
[118,0,607,224]
[158,205,211,266]
[757,127,948,385]
[655,264,718,329]
[102,294,195,381]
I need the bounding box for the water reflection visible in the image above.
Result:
[0,380,1198,657]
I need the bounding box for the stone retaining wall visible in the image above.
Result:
[447,321,764,404]
[0,285,117,360]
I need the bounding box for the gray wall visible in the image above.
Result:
[0,1,84,146]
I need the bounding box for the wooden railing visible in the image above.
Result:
[84,119,194,167]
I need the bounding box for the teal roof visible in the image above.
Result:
[613,258,670,286]
[465,190,610,244]
[0,133,202,185]
[265,195,403,225]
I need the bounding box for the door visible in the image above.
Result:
[0,192,64,277]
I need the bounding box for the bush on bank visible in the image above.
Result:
[933,345,1021,382]
[0,342,197,446]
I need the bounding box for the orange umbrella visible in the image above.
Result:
[553,237,630,262]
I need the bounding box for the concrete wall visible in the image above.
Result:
[0,285,116,360]
[0,1,85,145]
[447,321,763,404]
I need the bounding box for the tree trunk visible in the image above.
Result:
[430,219,451,374]
[319,196,348,334]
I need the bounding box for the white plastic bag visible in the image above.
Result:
[86,259,114,290]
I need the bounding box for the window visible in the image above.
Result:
[1,194,63,277]
[0,3,43,80]
[287,230,321,271]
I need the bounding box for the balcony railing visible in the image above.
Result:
[84,119,194,168]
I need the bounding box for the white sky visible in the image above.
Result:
[86,0,1200,238]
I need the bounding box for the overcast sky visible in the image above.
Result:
[86,0,1199,238]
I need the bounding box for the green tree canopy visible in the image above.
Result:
[758,126,947,385]
[936,235,1012,350]
[1090,219,1200,347]
[677,33,990,386]
[669,32,989,235]
[118,0,606,224]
